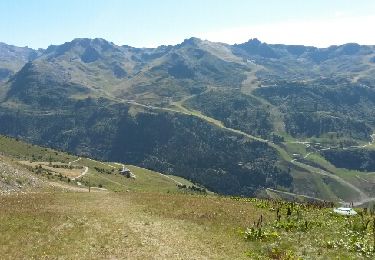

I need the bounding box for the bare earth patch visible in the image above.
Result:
[0,156,46,194]
[18,161,83,178]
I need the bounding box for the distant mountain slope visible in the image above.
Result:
[0,37,374,200]
[0,99,292,196]
[233,39,375,83]
[0,43,41,82]
[3,37,375,105]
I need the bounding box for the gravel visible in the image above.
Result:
[0,158,45,195]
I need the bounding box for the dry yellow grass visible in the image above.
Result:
[2,187,374,259]
[0,191,259,259]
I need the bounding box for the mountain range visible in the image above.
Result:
[1,37,375,203]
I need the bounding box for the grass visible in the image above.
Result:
[171,99,293,162]
[236,197,375,259]
[0,135,76,163]
[120,93,371,203]
[291,169,339,201]
[0,135,196,194]
[8,158,196,194]
[303,152,375,200]
[282,142,308,157]
[0,192,260,259]
[72,159,195,193]
[18,161,83,178]
[170,99,373,203]
[1,134,375,259]
[1,191,374,259]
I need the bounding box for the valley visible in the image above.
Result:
[3,1,375,258]
[0,37,375,204]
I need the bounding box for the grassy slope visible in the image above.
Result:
[0,192,261,259]
[0,135,196,193]
[78,160,191,193]
[0,135,374,259]
[0,135,77,162]
[0,135,252,259]
[173,96,371,202]
[1,191,374,259]
[185,87,375,202]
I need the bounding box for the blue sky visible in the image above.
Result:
[1,0,375,48]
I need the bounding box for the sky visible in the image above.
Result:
[1,0,375,49]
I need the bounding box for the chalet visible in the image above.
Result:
[120,167,136,179]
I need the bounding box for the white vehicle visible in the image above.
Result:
[333,207,357,216]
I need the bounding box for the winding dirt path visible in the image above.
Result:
[71,166,88,181]
[68,157,89,181]
[68,157,81,166]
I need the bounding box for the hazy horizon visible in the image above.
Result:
[2,36,375,51]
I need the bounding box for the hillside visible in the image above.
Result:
[0,38,374,203]
[0,135,198,194]
[0,135,374,259]
[0,43,40,83]
[0,156,45,194]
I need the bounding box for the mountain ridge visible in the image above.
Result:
[0,36,374,202]
[3,36,375,52]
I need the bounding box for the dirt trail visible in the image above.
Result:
[68,157,81,166]
[71,166,88,181]
[157,173,183,186]
[68,157,89,181]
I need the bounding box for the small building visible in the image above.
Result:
[120,168,136,179]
